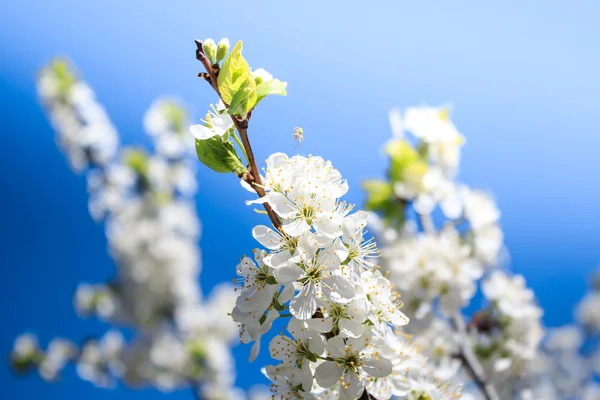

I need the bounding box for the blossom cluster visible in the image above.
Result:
[184,37,466,400]
[367,107,544,398]
[10,60,245,399]
[228,153,460,399]
[37,59,118,171]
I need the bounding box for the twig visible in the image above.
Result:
[451,312,500,400]
[190,383,202,400]
[194,40,281,229]
[418,211,435,234]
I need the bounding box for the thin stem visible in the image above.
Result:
[450,312,500,400]
[195,40,281,229]
[232,131,249,163]
[418,211,435,234]
[190,385,202,400]
[278,313,293,318]
[315,354,335,361]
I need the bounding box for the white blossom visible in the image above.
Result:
[190,101,233,140]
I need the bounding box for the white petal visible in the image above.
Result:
[306,317,334,333]
[388,309,410,326]
[286,317,307,341]
[362,356,393,378]
[212,113,234,130]
[339,319,365,338]
[320,245,341,271]
[339,372,364,400]
[240,177,255,193]
[245,196,269,206]
[290,284,317,320]
[274,262,304,285]
[269,335,295,361]
[379,324,401,349]
[190,124,217,140]
[325,336,346,358]
[269,192,296,218]
[346,299,367,320]
[315,361,344,388]
[283,218,311,237]
[314,214,342,238]
[279,284,295,304]
[323,276,355,302]
[252,225,283,250]
[301,361,314,391]
[249,339,261,362]
[308,335,326,356]
[346,333,371,351]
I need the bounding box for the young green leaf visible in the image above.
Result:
[256,79,287,103]
[385,139,427,183]
[217,40,250,105]
[363,179,393,210]
[228,77,257,117]
[195,134,247,174]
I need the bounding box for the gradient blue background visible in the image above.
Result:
[2,1,599,398]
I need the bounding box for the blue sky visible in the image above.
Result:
[2,1,600,398]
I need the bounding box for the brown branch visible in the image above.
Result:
[194,40,281,229]
[450,312,500,400]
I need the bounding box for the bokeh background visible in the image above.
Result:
[2,0,599,398]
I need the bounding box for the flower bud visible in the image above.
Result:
[203,38,217,65]
[216,38,230,64]
[252,68,273,85]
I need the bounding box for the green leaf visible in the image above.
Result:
[163,102,187,133]
[124,148,148,176]
[217,40,250,105]
[363,179,393,210]
[384,139,427,183]
[362,179,406,227]
[228,77,257,117]
[195,134,247,174]
[256,79,287,102]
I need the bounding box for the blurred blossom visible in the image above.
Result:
[368,107,549,398]
[38,61,118,171]
[12,60,241,398]
[544,325,584,352]
[576,292,600,332]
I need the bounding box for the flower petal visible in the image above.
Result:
[306,317,334,333]
[290,284,317,320]
[325,336,346,358]
[190,124,217,140]
[315,361,344,388]
[339,371,364,400]
[249,339,261,362]
[283,218,311,237]
[362,355,393,378]
[274,262,304,285]
[252,225,283,250]
[269,192,296,218]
